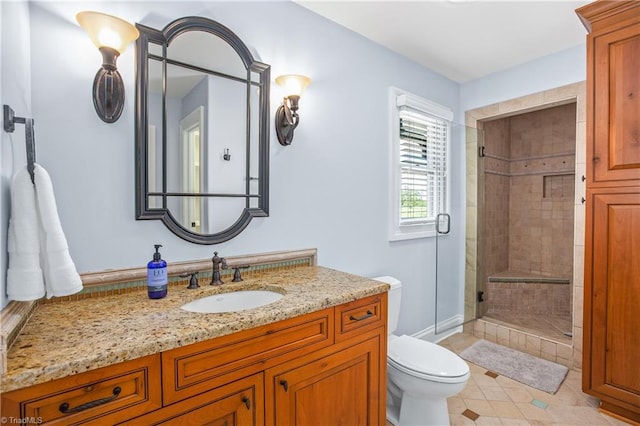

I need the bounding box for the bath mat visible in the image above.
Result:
[459,340,568,394]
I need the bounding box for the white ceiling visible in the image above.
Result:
[295,0,592,83]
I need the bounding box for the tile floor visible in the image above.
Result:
[387,332,629,425]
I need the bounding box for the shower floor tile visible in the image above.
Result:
[483,311,572,344]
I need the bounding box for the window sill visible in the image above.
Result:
[389,226,438,241]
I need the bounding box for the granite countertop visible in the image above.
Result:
[1,266,388,392]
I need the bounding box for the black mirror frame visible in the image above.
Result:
[134,17,270,244]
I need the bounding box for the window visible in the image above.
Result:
[389,87,452,241]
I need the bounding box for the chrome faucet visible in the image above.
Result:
[210,251,227,285]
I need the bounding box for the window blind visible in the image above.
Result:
[398,106,448,225]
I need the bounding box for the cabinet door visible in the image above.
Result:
[118,374,263,426]
[584,190,640,417]
[266,337,381,426]
[591,21,640,185]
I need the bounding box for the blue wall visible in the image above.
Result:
[0,1,586,338]
[460,44,586,114]
[3,1,460,335]
[1,1,32,310]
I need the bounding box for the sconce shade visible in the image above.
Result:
[77,11,139,123]
[76,11,139,54]
[275,74,311,146]
[275,74,311,98]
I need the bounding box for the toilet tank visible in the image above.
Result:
[373,276,401,335]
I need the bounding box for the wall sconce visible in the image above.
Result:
[275,74,311,146]
[76,11,139,123]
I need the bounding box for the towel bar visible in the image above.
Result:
[3,104,36,184]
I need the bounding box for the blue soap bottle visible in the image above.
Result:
[147,244,168,299]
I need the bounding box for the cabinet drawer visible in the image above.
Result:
[336,293,387,342]
[162,308,333,405]
[1,354,162,425]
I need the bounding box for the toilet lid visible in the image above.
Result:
[388,335,469,379]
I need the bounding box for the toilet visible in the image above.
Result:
[374,276,470,426]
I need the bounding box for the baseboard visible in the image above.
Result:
[411,314,464,343]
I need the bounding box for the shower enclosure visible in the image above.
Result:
[460,83,586,370]
[478,103,576,343]
[434,91,581,361]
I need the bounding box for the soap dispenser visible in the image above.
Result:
[147,244,168,299]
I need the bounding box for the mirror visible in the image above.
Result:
[135,17,270,244]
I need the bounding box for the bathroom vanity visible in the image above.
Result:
[0,265,388,425]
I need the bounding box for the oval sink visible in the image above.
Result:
[180,290,283,313]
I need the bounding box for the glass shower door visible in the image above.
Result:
[434,123,483,336]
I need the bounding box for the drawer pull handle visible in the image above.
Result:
[280,379,289,392]
[242,396,251,410]
[350,310,373,321]
[59,386,122,414]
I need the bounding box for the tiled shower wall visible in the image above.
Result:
[482,119,510,281]
[509,104,576,278]
[482,104,576,279]
[486,278,571,316]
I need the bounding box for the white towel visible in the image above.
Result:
[34,165,83,297]
[7,164,83,300]
[7,166,45,300]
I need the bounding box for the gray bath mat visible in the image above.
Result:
[459,340,568,394]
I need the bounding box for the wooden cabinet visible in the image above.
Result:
[0,354,162,425]
[579,1,640,188]
[591,21,640,186]
[264,294,386,426]
[1,293,387,425]
[265,334,382,426]
[586,191,640,414]
[577,1,640,422]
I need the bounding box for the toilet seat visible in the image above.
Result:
[388,335,470,384]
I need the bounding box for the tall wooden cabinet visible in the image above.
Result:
[577,2,640,423]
